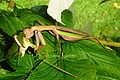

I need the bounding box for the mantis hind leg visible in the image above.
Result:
[52,30,63,57]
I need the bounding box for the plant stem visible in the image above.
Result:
[43,60,77,78]
[93,39,120,47]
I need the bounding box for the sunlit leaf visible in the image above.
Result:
[71,0,120,38]
[0,68,9,76]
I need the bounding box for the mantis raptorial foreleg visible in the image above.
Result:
[35,31,40,50]
[35,31,46,52]
[14,35,35,56]
[52,30,63,56]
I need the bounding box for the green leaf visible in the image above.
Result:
[1,53,35,80]
[0,34,5,46]
[16,54,35,72]
[62,40,120,79]
[7,48,34,72]
[27,58,96,80]
[24,35,97,80]
[0,68,9,76]
[61,10,74,28]
[5,42,19,69]
[0,71,26,80]
[0,8,52,36]
[14,7,52,26]
[39,32,58,54]
[0,11,28,36]
[30,5,55,25]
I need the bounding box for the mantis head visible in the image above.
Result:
[23,28,34,38]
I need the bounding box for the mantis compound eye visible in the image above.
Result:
[23,29,34,38]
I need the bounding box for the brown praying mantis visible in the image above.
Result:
[13,25,120,78]
[14,25,120,56]
[14,25,91,56]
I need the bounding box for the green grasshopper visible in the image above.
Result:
[14,26,120,56]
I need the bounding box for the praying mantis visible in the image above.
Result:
[14,25,120,56]
[13,25,120,78]
[14,25,93,56]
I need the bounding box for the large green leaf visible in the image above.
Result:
[21,35,120,80]
[0,53,35,80]
[6,39,34,71]
[2,39,120,80]
[62,40,120,79]
[27,57,96,80]
[24,39,120,80]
